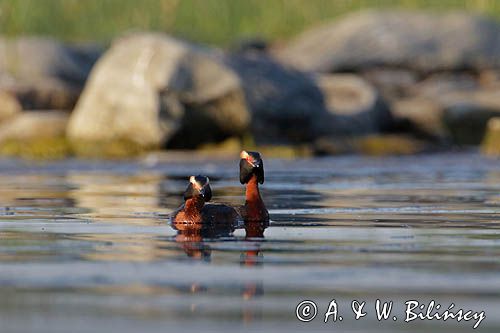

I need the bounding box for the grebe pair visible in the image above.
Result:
[171,150,269,224]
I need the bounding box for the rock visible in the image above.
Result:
[481,117,500,156]
[226,52,327,143]
[387,73,500,143]
[362,68,418,100]
[165,50,250,148]
[0,37,97,84]
[0,37,101,110]
[0,91,21,123]
[314,74,393,135]
[68,33,250,151]
[0,110,70,159]
[390,97,448,140]
[226,53,389,144]
[277,10,500,73]
[390,86,500,144]
[479,70,500,88]
[410,73,479,100]
[443,93,500,145]
[5,80,81,110]
[314,134,429,156]
[0,111,69,142]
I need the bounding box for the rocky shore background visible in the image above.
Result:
[1,9,500,158]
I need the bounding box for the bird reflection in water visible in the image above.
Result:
[170,218,268,323]
[241,220,269,267]
[240,220,268,323]
[171,220,236,261]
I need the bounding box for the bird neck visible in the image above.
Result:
[184,196,205,216]
[245,175,263,204]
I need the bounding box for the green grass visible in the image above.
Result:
[1,0,500,46]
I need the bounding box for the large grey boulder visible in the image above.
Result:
[277,10,500,73]
[362,68,418,100]
[0,91,21,123]
[0,111,70,159]
[442,90,500,144]
[387,73,479,140]
[0,37,100,110]
[226,53,326,143]
[391,81,500,144]
[0,111,69,142]
[369,71,500,143]
[409,73,479,100]
[226,53,390,144]
[314,74,392,135]
[390,97,448,140]
[67,33,250,149]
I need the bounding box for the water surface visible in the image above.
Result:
[0,153,499,332]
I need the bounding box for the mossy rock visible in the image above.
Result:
[0,137,156,160]
[356,135,426,155]
[0,137,71,160]
[481,117,500,156]
[254,145,312,158]
[198,135,312,158]
[315,134,428,156]
[70,139,155,158]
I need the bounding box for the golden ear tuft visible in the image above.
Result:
[189,176,196,184]
[240,150,249,159]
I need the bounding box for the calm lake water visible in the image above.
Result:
[0,152,499,333]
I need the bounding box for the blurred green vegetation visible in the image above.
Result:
[0,0,500,45]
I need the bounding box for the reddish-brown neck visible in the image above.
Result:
[245,175,262,204]
[184,196,205,216]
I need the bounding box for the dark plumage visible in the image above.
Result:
[239,150,269,222]
[171,175,241,224]
[183,175,212,201]
[240,151,264,184]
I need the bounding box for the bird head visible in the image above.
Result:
[239,150,264,184]
[183,175,212,202]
